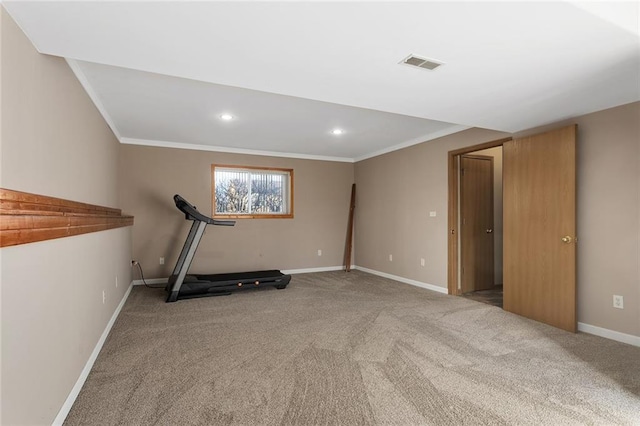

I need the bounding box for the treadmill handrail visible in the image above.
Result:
[173,194,235,226]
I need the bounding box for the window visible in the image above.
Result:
[212,164,293,218]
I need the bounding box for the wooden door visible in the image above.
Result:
[503,125,577,332]
[460,155,495,293]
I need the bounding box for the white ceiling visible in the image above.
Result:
[69,60,467,162]
[4,1,639,162]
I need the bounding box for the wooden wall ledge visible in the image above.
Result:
[0,188,134,248]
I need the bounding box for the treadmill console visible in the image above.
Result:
[173,194,235,226]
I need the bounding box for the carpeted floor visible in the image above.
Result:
[65,271,640,425]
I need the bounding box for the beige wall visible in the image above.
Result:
[355,103,640,338]
[354,128,509,285]
[1,9,132,425]
[119,145,354,278]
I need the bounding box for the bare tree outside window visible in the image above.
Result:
[212,165,293,218]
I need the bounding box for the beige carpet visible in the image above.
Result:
[65,271,640,425]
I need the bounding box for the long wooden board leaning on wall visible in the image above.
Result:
[0,188,134,247]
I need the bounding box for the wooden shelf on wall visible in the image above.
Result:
[0,188,134,248]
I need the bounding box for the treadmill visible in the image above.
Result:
[166,194,291,302]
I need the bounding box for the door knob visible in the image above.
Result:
[561,236,573,243]
[486,229,493,233]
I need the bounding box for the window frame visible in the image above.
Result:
[211,164,294,219]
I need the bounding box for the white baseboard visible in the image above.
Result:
[283,266,344,275]
[352,265,448,294]
[52,282,134,425]
[578,322,640,347]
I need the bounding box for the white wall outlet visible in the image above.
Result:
[102,290,106,304]
[159,257,165,265]
[429,211,437,217]
[317,249,322,256]
[613,295,624,309]
[389,254,393,262]
[420,258,425,267]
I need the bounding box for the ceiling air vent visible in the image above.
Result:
[400,54,443,71]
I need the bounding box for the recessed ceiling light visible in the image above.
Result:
[219,113,234,121]
[331,129,344,135]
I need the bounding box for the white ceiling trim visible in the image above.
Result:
[120,137,355,163]
[352,124,471,162]
[66,58,122,140]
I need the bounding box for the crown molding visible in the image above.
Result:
[353,124,471,162]
[120,137,355,163]
[66,58,123,140]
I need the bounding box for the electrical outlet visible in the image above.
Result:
[613,295,624,309]
[102,290,106,304]
[159,257,165,265]
[420,258,425,267]
[429,211,437,217]
[317,249,322,256]
[389,254,393,262]
[131,260,138,266]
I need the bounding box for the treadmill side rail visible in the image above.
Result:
[167,290,179,303]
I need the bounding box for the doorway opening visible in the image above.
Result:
[447,137,511,308]
[458,148,503,308]
[447,127,577,332]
